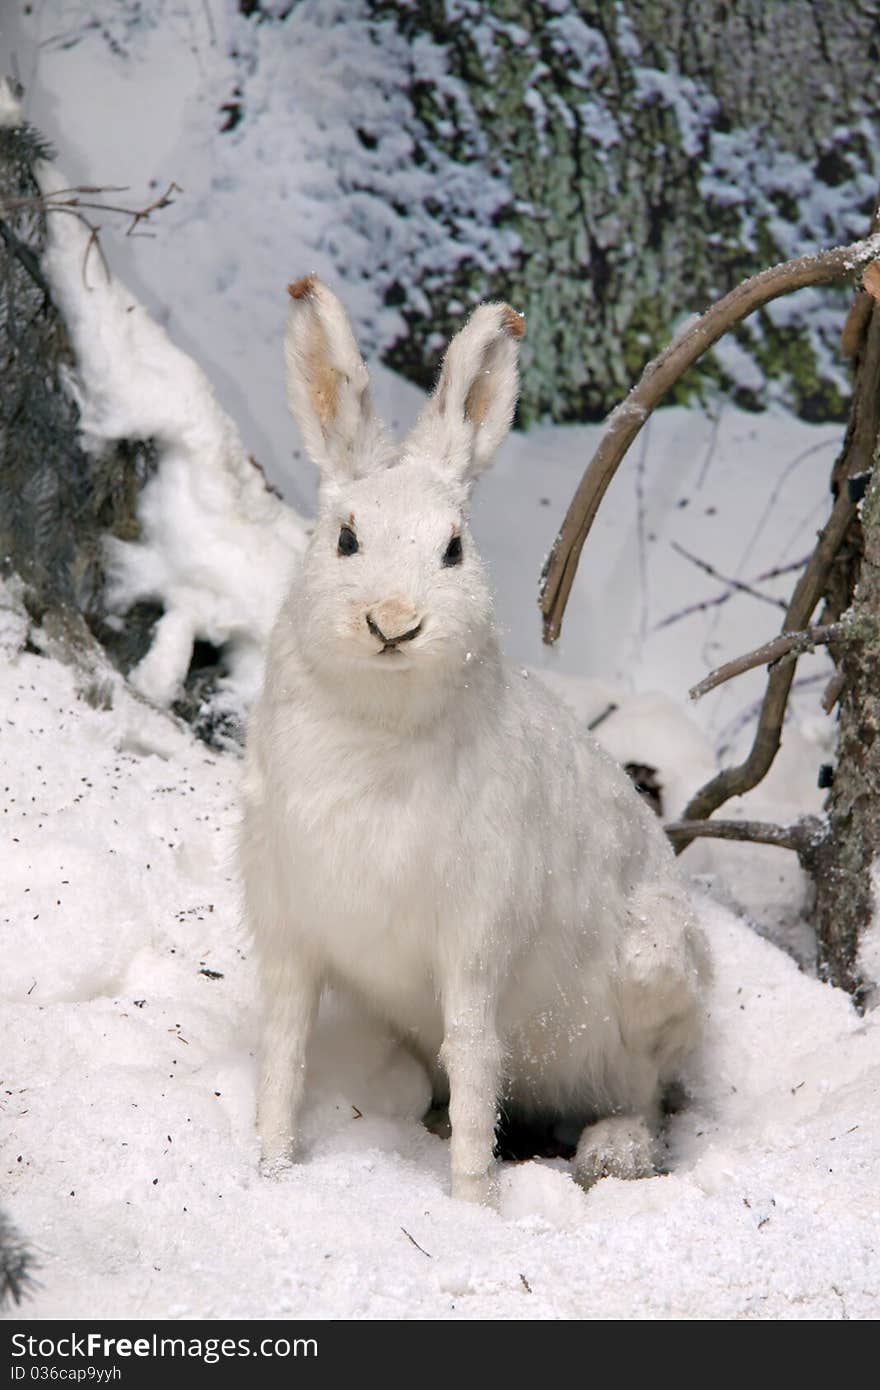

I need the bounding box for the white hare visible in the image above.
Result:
[240,276,710,1203]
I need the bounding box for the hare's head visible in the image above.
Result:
[284,276,523,683]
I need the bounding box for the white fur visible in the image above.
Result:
[241,281,710,1202]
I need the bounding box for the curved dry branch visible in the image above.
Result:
[689,622,845,701]
[539,232,880,645]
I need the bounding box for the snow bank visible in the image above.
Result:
[1,644,878,1320]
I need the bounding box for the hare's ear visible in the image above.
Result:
[405,302,524,489]
[284,276,389,482]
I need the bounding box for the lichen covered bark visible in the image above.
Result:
[812,445,880,1001]
[370,0,880,426]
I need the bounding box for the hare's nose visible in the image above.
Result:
[366,602,423,648]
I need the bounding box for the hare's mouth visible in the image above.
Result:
[376,645,414,662]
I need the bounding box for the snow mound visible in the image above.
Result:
[2,649,878,1319]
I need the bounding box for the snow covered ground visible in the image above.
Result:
[2,637,879,1320]
[3,0,879,1322]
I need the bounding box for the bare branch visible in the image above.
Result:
[0,182,181,287]
[671,541,788,613]
[682,486,860,820]
[714,674,825,761]
[539,232,880,645]
[690,622,844,701]
[683,298,880,822]
[652,588,735,632]
[652,553,810,635]
[753,553,813,585]
[0,182,181,236]
[666,815,824,859]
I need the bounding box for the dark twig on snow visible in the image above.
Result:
[539,233,880,644]
[689,622,845,701]
[400,1227,432,1258]
[586,701,618,732]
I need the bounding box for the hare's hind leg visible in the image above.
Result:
[573,883,708,1191]
[573,1047,663,1191]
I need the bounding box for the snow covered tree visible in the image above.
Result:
[370,0,880,425]
[1,84,304,744]
[0,100,158,675]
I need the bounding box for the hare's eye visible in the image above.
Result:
[442,534,462,567]
[338,525,359,556]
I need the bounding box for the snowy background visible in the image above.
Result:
[2,1,879,1319]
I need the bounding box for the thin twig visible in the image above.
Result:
[0,182,181,237]
[671,542,788,613]
[400,1228,432,1259]
[682,300,880,824]
[714,674,825,760]
[586,701,618,732]
[690,622,844,700]
[653,587,735,632]
[753,554,813,584]
[0,183,180,288]
[539,232,880,644]
[652,554,810,635]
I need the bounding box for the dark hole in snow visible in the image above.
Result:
[623,763,664,817]
[426,1079,686,1161]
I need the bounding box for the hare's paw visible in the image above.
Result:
[573,1116,656,1191]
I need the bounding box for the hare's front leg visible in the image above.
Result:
[256,951,321,1173]
[440,970,501,1205]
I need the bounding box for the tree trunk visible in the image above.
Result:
[811,299,880,1001]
